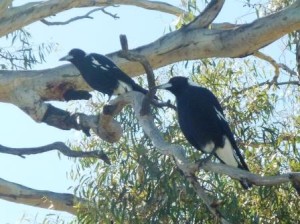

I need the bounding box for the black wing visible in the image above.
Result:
[89,53,136,86]
[89,53,150,95]
[205,88,250,171]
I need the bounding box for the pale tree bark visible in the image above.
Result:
[0,0,184,38]
[0,0,300,221]
[0,0,299,138]
[0,142,110,163]
[0,177,87,215]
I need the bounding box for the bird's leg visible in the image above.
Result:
[196,147,218,167]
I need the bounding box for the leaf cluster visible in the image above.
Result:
[1,29,55,70]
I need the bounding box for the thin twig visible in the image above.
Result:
[40,7,119,26]
[223,79,300,103]
[278,63,298,77]
[150,99,177,110]
[253,50,300,81]
[0,142,111,164]
[253,51,280,84]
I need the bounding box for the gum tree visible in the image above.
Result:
[0,0,299,223]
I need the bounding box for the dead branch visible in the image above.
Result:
[118,34,157,115]
[0,141,110,164]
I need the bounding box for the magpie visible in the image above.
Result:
[59,48,152,99]
[155,76,252,189]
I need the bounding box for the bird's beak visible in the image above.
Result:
[59,55,73,61]
[152,83,172,90]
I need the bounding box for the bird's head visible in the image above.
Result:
[153,76,190,95]
[59,48,86,63]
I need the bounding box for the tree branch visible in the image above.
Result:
[0,141,110,164]
[118,34,157,115]
[253,51,280,81]
[0,1,299,149]
[118,0,185,15]
[198,162,300,194]
[40,7,119,26]
[184,0,225,29]
[0,66,123,142]
[107,0,300,75]
[0,0,184,38]
[0,177,87,215]
[278,63,298,77]
[1,1,300,141]
[0,0,12,15]
[1,1,299,77]
[221,79,300,104]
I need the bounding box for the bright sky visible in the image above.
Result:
[0,1,274,223]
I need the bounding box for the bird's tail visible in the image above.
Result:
[132,84,158,100]
[236,150,252,190]
[217,137,252,190]
[237,165,252,190]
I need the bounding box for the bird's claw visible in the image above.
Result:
[196,149,216,167]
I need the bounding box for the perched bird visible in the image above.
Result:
[59,48,152,99]
[155,76,252,189]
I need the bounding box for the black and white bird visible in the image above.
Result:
[59,48,151,99]
[155,76,251,189]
